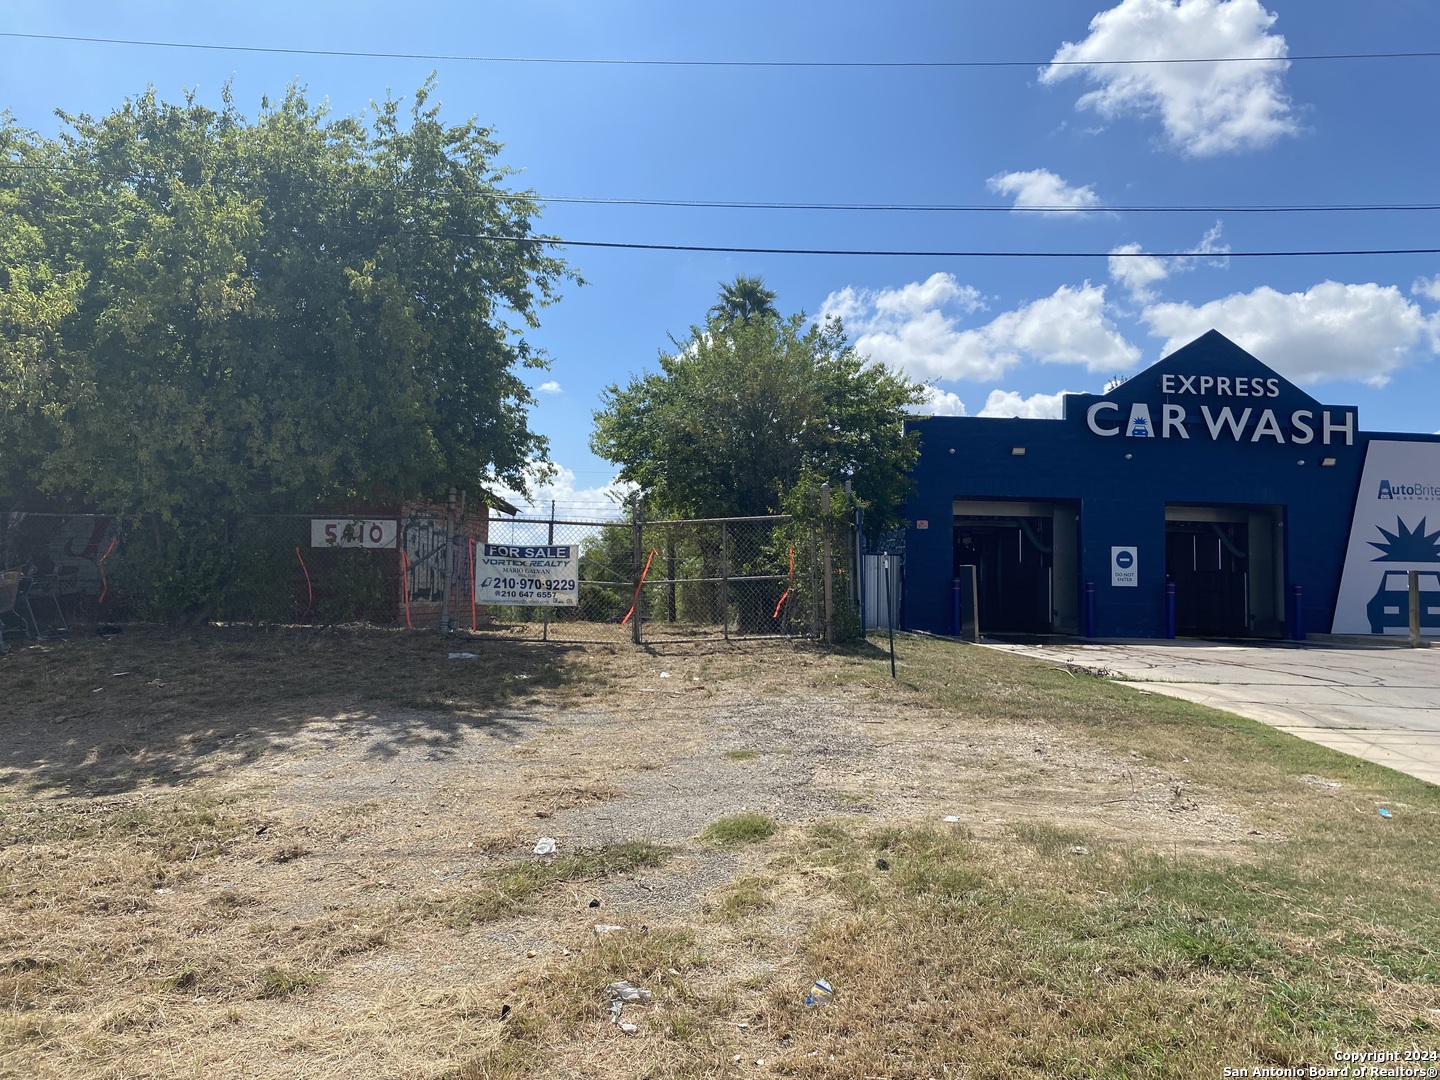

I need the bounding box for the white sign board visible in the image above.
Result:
[1111,546,1138,588]
[477,544,579,607]
[1331,441,1440,636]
[311,519,398,549]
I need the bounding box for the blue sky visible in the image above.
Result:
[3,0,1438,516]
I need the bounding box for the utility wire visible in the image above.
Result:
[498,235,1440,259]
[484,195,1440,215]
[1,31,1435,69]
[2,163,1436,217]
[12,183,1437,258]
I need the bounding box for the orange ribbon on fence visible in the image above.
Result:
[773,546,795,619]
[294,546,313,621]
[620,549,659,627]
[96,537,117,605]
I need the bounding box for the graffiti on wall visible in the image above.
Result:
[2,513,116,595]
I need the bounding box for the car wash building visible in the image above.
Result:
[901,330,1440,640]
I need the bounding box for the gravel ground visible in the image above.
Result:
[1,634,1275,1080]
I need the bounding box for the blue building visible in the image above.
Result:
[902,330,1440,640]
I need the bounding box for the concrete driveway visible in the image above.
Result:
[983,638,1440,787]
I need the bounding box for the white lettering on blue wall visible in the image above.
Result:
[1161,374,1280,397]
[1085,403,1354,445]
[1127,404,1153,437]
[1162,404,1188,439]
[1087,401,1120,436]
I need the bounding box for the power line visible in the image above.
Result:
[502,195,1440,215]
[2,163,1436,218]
[8,164,1434,259]
[13,183,1438,258]
[1,31,1436,69]
[500,235,1440,259]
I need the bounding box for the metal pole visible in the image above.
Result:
[631,498,644,645]
[809,530,820,639]
[542,500,555,642]
[720,522,730,641]
[1410,570,1423,648]
[439,486,456,635]
[856,505,866,639]
[885,553,896,678]
[822,482,833,645]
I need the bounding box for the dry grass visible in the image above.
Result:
[2,626,1438,1078]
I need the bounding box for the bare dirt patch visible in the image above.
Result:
[0,627,1310,1077]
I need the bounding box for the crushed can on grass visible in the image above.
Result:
[804,979,834,1006]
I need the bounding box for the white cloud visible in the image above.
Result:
[495,462,634,519]
[821,273,985,330]
[1040,0,1297,157]
[964,284,1142,374]
[536,380,563,395]
[912,386,968,416]
[1414,275,1440,303]
[977,390,1073,419]
[831,278,1140,381]
[1109,222,1230,301]
[1143,281,1440,386]
[1108,243,1173,303]
[986,169,1103,215]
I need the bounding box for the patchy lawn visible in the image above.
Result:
[1,626,1436,1078]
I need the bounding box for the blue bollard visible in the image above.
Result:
[1165,581,1176,639]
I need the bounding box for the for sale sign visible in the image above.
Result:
[311,519,398,549]
[477,544,579,607]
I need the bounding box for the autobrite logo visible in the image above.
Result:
[1378,479,1440,500]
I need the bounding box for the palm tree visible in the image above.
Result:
[708,275,778,325]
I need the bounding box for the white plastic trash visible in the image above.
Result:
[606,981,653,1003]
[804,979,834,1006]
[533,837,557,856]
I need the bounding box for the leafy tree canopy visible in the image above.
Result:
[0,78,574,518]
[591,279,926,532]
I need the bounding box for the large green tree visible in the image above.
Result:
[590,281,925,531]
[0,80,571,520]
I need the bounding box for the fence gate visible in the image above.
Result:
[483,511,825,643]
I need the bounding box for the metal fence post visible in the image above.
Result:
[821,482,833,645]
[809,529,820,639]
[542,500,555,643]
[720,521,730,641]
[439,486,456,636]
[631,498,644,645]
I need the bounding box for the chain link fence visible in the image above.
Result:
[484,511,848,644]
[3,505,858,643]
[0,509,487,636]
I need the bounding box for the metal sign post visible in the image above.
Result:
[884,554,895,679]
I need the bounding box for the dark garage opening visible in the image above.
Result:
[1164,504,1285,638]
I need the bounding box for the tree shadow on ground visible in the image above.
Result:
[0,624,593,798]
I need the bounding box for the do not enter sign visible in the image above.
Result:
[1111,546,1138,587]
